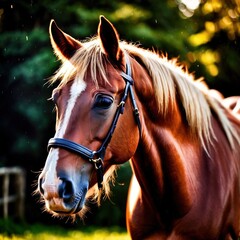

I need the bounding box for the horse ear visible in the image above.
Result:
[49,20,82,60]
[98,16,122,62]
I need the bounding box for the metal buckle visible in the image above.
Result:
[117,101,125,108]
[90,157,103,170]
[117,101,126,114]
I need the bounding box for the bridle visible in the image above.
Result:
[48,55,141,189]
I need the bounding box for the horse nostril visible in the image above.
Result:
[58,179,74,202]
[38,177,45,195]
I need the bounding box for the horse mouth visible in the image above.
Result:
[45,195,84,215]
[54,201,82,215]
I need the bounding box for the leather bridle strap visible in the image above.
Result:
[48,55,141,189]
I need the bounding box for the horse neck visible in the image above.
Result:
[131,63,201,219]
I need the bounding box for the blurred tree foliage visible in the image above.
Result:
[0,0,239,227]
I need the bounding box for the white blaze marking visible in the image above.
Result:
[56,77,87,138]
[43,77,86,189]
[41,149,60,196]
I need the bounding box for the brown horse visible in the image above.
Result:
[37,16,240,239]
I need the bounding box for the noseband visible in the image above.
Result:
[48,55,141,189]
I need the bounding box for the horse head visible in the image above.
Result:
[38,16,141,216]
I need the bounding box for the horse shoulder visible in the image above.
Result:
[126,174,165,239]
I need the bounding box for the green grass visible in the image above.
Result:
[0,220,130,240]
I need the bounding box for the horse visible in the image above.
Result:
[37,16,240,239]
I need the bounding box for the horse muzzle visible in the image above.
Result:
[38,175,89,215]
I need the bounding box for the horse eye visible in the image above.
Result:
[94,95,113,109]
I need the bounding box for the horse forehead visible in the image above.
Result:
[69,77,87,98]
[56,77,86,138]
[84,62,124,90]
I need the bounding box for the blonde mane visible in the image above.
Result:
[122,43,239,150]
[50,37,239,206]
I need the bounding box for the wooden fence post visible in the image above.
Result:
[0,167,25,219]
[16,169,25,219]
[3,172,10,218]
